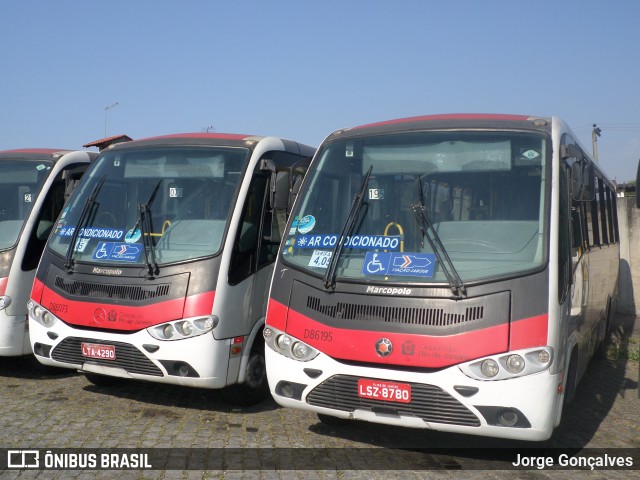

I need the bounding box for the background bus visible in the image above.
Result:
[0,149,95,357]
[264,114,619,440]
[29,133,313,405]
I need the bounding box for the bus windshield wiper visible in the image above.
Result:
[323,165,373,291]
[65,175,106,272]
[411,201,467,299]
[137,180,162,277]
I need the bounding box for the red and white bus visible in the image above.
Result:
[264,114,619,440]
[0,149,95,357]
[28,133,313,404]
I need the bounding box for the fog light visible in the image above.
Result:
[177,364,190,377]
[505,354,525,374]
[281,382,294,398]
[481,359,499,378]
[499,409,519,427]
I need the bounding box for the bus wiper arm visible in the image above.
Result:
[64,175,106,272]
[323,165,373,291]
[411,203,467,298]
[137,180,162,276]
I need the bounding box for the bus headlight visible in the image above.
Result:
[460,347,554,381]
[148,315,218,341]
[505,354,525,374]
[0,296,11,311]
[264,325,319,362]
[480,359,499,377]
[28,302,58,328]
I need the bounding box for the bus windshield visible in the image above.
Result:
[48,146,250,266]
[282,131,548,285]
[0,160,53,250]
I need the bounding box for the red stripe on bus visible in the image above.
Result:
[30,278,45,303]
[285,307,509,368]
[182,290,215,317]
[37,285,214,331]
[509,314,549,350]
[266,298,289,331]
[0,277,7,296]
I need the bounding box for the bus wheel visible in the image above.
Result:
[223,343,269,406]
[317,413,349,427]
[84,373,124,388]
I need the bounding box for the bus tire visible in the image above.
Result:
[84,372,125,388]
[222,341,269,406]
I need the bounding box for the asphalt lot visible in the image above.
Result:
[0,315,638,479]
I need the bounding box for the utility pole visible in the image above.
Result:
[104,102,119,137]
[592,123,601,162]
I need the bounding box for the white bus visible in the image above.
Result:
[264,114,619,440]
[28,133,313,405]
[0,149,95,357]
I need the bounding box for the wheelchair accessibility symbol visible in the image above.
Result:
[364,253,388,273]
[362,252,435,278]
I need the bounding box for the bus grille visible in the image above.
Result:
[51,337,163,376]
[306,375,480,427]
[307,296,484,327]
[54,276,171,302]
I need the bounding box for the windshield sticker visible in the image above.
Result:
[124,228,142,243]
[74,238,90,253]
[57,227,125,240]
[294,234,401,250]
[368,188,384,200]
[169,187,183,198]
[362,252,436,277]
[308,250,332,269]
[92,242,142,262]
[23,193,33,203]
[36,164,47,171]
[297,215,316,234]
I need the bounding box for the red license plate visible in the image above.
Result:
[357,378,411,403]
[81,342,116,360]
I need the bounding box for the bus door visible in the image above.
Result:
[8,159,92,354]
[221,152,309,384]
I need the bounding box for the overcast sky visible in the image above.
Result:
[2,0,639,181]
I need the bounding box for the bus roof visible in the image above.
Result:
[104,132,316,157]
[335,113,552,139]
[0,149,72,161]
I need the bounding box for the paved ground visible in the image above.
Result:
[0,315,637,479]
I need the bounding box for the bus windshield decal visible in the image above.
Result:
[291,234,401,250]
[362,252,436,277]
[57,226,125,240]
[92,242,142,262]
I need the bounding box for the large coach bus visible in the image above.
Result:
[0,149,95,357]
[28,133,313,404]
[264,114,620,440]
